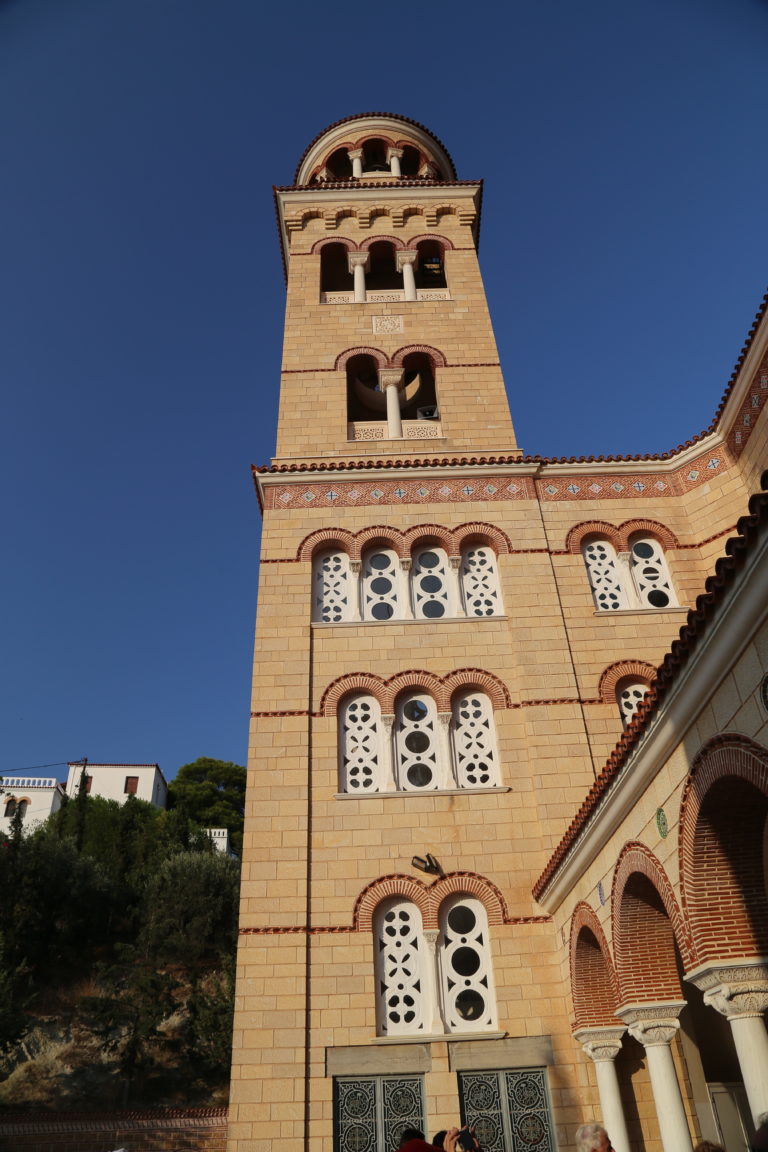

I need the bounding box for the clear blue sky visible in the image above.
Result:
[2,0,767,780]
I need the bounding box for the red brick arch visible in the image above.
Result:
[611,842,695,1004]
[350,133,398,150]
[431,872,509,926]
[297,528,356,562]
[598,660,657,704]
[387,671,444,712]
[391,344,448,368]
[310,236,357,254]
[320,674,388,717]
[359,234,405,252]
[355,875,431,931]
[619,520,679,550]
[443,669,512,710]
[356,526,407,560]
[566,521,622,554]
[406,233,455,251]
[679,734,768,964]
[569,902,621,1028]
[454,522,512,555]
[404,524,454,554]
[334,346,390,372]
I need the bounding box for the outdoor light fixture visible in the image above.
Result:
[411,853,443,876]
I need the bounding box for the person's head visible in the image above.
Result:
[400,1131,425,1147]
[432,1132,447,1149]
[693,1142,725,1152]
[575,1124,611,1152]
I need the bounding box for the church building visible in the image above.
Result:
[227,113,768,1152]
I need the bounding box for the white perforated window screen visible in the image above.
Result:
[340,695,383,792]
[629,536,676,609]
[395,692,441,791]
[617,679,650,727]
[362,548,402,621]
[374,899,426,1036]
[461,545,502,617]
[313,549,351,623]
[411,546,453,619]
[451,692,500,788]
[582,539,628,611]
[439,895,496,1032]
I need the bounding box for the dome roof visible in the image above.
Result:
[293,112,457,185]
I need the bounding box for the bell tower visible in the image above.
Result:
[228,115,581,1152]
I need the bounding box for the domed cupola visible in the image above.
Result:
[294,112,457,185]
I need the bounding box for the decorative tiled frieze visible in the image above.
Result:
[264,475,537,509]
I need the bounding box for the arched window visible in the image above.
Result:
[362,138,390,173]
[374,898,427,1036]
[411,545,453,619]
[617,678,650,727]
[451,692,500,788]
[361,547,402,621]
[415,240,447,289]
[4,798,17,818]
[395,692,441,791]
[325,147,353,181]
[629,536,676,609]
[400,146,421,176]
[319,243,354,293]
[582,538,628,611]
[346,354,385,425]
[339,695,384,793]
[312,548,351,623]
[367,241,400,291]
[460,545,502,617]
[439,895,496,1032]
[400,352,438,422]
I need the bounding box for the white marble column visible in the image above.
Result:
[687,959,768,1124]
[396,250,418,301]
[387,147,403,177]
[347,252,369,303]
[422,929,444,1033]
[379,368,404,438]
[618,1002,693,1152]
[573,1027,631,1152]
[348,148,363,178]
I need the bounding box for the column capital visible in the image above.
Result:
[422,929,439,953]
[686,958,768,1020]
[347,149,363,160]
[573,1026,626,1062]
[387,147,404,160]
[379,368,405,390]
[347,251,370,272]
[349,559,362,574]
[396,250,418,271]
[381,714,395,735]
[400,557,412,572]
[617,1001,686,1047]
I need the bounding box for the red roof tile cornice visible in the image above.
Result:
[532,469,768,902]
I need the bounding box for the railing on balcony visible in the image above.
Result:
[321,289,450,304]
[347,420,443,441]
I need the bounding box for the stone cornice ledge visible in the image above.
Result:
[537,518,768,912]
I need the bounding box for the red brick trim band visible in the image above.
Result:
[238,916,551,936]
[250,696,603,719]
[296,521,512,562]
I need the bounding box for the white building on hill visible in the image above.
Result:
[65,762,168,808]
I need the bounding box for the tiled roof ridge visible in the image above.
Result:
[532,468,768,901]
[292,112,458,183]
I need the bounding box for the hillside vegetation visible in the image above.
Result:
[0,773,242,1110]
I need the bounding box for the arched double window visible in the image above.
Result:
[338,688,501,795]
[4,798,27,819]
[582,534,677,611]
[373,892,497,1037]
[312,542,503,623]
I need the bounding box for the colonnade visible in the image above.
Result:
[574,961,768,1152]
[346,250,418,303]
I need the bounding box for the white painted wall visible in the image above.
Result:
[0,777,64,836]
[64,763,168,808]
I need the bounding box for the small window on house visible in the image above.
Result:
[339,695,384,793]
[361,548,402,621]
[313,549,351,623]
[85,775,92,794]
[451,692,500,788]
[617,679,650,727]
[439,895,496,1032]
[411,545,452,619]
[374,899,426,1036]
[582,539,628,611]
[4,798,17,818]
[124,776,139,795]
[395,692,441,791]
[460,545,502,617]
[629,536,676,609]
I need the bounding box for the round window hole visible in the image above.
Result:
[447,905,476,935]
[455,989,485,1020]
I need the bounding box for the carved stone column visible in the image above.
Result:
[348,148,363,179]
[686,959,768,1124]
[573,1027,631,1152]
[617,1002,693,1152]
[396,250,418,301]
[380,714,397,792]
[387,147,403,178]
[422,929,444,1033]
[347,252,369,303]
[379,368,404,438]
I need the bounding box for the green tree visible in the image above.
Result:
[167,758,246,855]
[138,850,240,966]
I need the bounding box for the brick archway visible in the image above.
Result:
[598,660,657,704]
[569,902,621,1028]
[566,521,622,554]
[680,733,768,964]
[612,842,695,1003]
